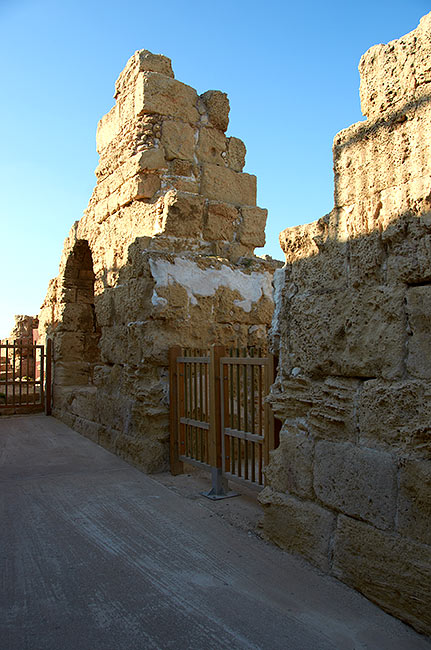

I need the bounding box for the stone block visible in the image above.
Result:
[135,147,167,171]
[398,459,431,545]
[60,303,95,332]
[69,386,99,422]
[53,331,86,361]
[96,105,120,153]
[196,127,226,165]
[116,434,168,473]
[135,49,173,77]
[94,198,109,224]
[114,50,174,101]
[314,441,397,529]
[347,233,386,287]
[358,379,431,456]
[358,14,431,121]
[258,487,335,571]
[288,286,405,379]
[227,137,246,172]
[238,206,267,248]
[161,120,196,161]
[159,190,205,238]
[308,377,359,442]
[72,415,103,444]
[135,173,161,200]
[134,72,199,124]
[279,215,348,292]
[200,90,230,131]
[169,159,196,177]
[267,375,315,421]
[406,286,431,379]
[265,424,314,498]
[333,515,431,636]
[386,225,431,285]
[118,174,161,205]
[200,163,256,206]
[203,201,238,242]
[54,361,91,386]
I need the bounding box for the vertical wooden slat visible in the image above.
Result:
[250,349,256,482]
[5,343,9,406]
[229,360,235,475]
[18,343,22,405]
[12,343,16,406]
[194,354,198,460]
[222,360,230,473]
[45,339,51,415]
[264,355,275,473]
[244,361,249,480]
[169,346,183,475]
[204,358,208,463]
[178,356,186,460]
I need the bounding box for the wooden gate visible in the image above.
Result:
[0,340,52,414]
[169,345,276,493]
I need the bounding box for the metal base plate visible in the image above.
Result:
[200,490,240,501]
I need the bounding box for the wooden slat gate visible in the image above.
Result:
[0,340,52,415]
[169,345,275,496]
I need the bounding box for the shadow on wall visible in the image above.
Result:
[53,240,101,389]
[262,92,431,637]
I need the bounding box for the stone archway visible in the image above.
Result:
[55,240,101,388]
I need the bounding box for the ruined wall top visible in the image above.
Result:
[68,47,268,271]
[359,13,431,119]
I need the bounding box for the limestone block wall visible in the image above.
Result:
[38,49,277,473]
[261,14,431,635]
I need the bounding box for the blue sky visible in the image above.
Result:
[0,0,429,337]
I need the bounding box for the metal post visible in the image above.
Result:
[200,466,238,500]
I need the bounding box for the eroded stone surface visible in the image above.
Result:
[264,13,431,636]
[259,487,335,572]
[333,516,431,636]
[36,49,278,476]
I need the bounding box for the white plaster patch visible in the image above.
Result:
[151,289,168,308]
[149,257,272,312]
[269,267,286,338]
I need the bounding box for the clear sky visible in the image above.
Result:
[0,0,429,338]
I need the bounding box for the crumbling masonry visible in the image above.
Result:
[261,14,431,635]
[32,13,431,637]
[37,50,277,472]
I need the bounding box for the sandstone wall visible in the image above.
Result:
[262,14,431,635]
[38,50,277,472]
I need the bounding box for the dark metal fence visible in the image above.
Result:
[0,340,51,414]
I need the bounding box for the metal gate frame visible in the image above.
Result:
[0,339,52,415]
[169,345,276,497]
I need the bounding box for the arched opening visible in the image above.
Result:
[56,240,101,386]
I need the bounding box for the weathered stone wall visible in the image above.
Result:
[261,14,431,635]
[38,50,277,472]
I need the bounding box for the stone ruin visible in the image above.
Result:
[9,11,428,636]
[261,14,431,635]
[37,50,278,472]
